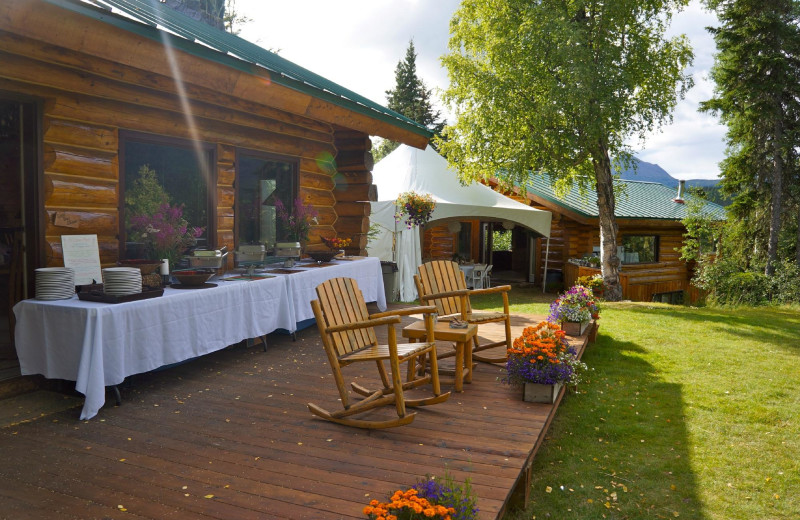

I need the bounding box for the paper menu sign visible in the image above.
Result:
[61,234,103,285]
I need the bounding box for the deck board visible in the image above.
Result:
[0,308,588,519]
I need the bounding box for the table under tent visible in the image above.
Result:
[368,145,552,301]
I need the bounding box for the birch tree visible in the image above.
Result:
[439,0,693,300]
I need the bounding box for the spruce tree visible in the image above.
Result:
[374,41,444,161]
[701,0,800,274]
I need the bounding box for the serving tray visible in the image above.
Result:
[77,284,164,304]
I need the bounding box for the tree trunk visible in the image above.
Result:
[795,206,800,265]
[765,109,784,276]
[592,141,622,301]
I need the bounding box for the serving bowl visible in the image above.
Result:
[306,251,338,263]
[171,269,214,286]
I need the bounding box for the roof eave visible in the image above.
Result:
[43,0,432,147]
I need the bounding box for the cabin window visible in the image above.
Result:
[620,235,659,264]
[121,134,215,259]
[236,152,297,247]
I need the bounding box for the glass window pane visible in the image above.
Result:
[237,155,296,247]
[621,235,658,264]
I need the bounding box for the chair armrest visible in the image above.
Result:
[370,305,437,319]
[469,285,512,296]
[326,315,401,333]
[419,288,472,301]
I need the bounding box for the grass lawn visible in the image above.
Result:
[470,286,800,520]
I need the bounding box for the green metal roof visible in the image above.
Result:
[45,0,432,139]
[525,176,727,221]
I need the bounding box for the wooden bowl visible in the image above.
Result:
[171,269,214,286]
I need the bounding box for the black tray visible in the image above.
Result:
[169,282,218,289]
[77,284,164,304]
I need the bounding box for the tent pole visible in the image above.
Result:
[542,236,551,293]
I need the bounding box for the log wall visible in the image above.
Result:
[558,224,689,302]
[0,28,375,266]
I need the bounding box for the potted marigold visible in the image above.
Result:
[364,489,456,520]
[395,191,436,229]
[548,285,600,336]
[504,321,586,403]
[364,472,478,520]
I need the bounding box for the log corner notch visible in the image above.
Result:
[332,128,375,254]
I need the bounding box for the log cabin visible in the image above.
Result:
[422,177,725,303]
[0,0,431,362]
[522,177,725,302]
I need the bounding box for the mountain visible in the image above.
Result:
[616,158,719,189]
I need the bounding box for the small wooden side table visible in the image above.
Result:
[402,320,478,392]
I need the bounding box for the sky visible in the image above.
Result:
[236,0,725,181]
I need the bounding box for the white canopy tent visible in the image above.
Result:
[368,145,552,301]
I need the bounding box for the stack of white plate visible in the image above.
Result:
[35,267,76,300]
[102,267,142,296]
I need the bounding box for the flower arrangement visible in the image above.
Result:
[274,197,318,242]
[395,191,436,229]
[364,489,455,520]
[322,236,352,250]
[128,202,204,265]
[577,274,605,296]
[364,472,478,520]
[504,321,585,386]
[414,473,478,520]
[548,285,600,324]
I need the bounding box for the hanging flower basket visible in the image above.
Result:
[395,191,435,229]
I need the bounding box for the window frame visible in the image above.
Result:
[620,234,660,264]
[119,131,217,259]
[234,148,299,249]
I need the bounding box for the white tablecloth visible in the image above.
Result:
[283,256,386,322]
[14,256,385,420]
[14,275,294,420]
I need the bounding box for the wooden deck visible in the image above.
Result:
[0,308,589,519]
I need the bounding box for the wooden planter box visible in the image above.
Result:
[561,320,590,337]
[523,382,562,403]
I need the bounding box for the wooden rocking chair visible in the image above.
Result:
[415,260,512,364]
[308,277,450,429]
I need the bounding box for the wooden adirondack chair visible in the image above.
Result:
[414,260,512,364]
[309,277,450,429]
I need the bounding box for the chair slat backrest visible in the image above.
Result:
[314,277,377,356]
[416,260,471,316]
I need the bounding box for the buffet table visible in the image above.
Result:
[280,256,386,322]
[14,257,385,420]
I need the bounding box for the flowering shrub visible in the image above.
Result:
[504,321,586,386]
[275,197,318,242]
[548,285,600,323]
[363,489,455,520]
[395,191,436,229]
[129,202,204,265]
[322,236,352,250]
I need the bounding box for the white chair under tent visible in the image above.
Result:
[483,264,493,288]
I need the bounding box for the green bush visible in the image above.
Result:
[695,257,800,305]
